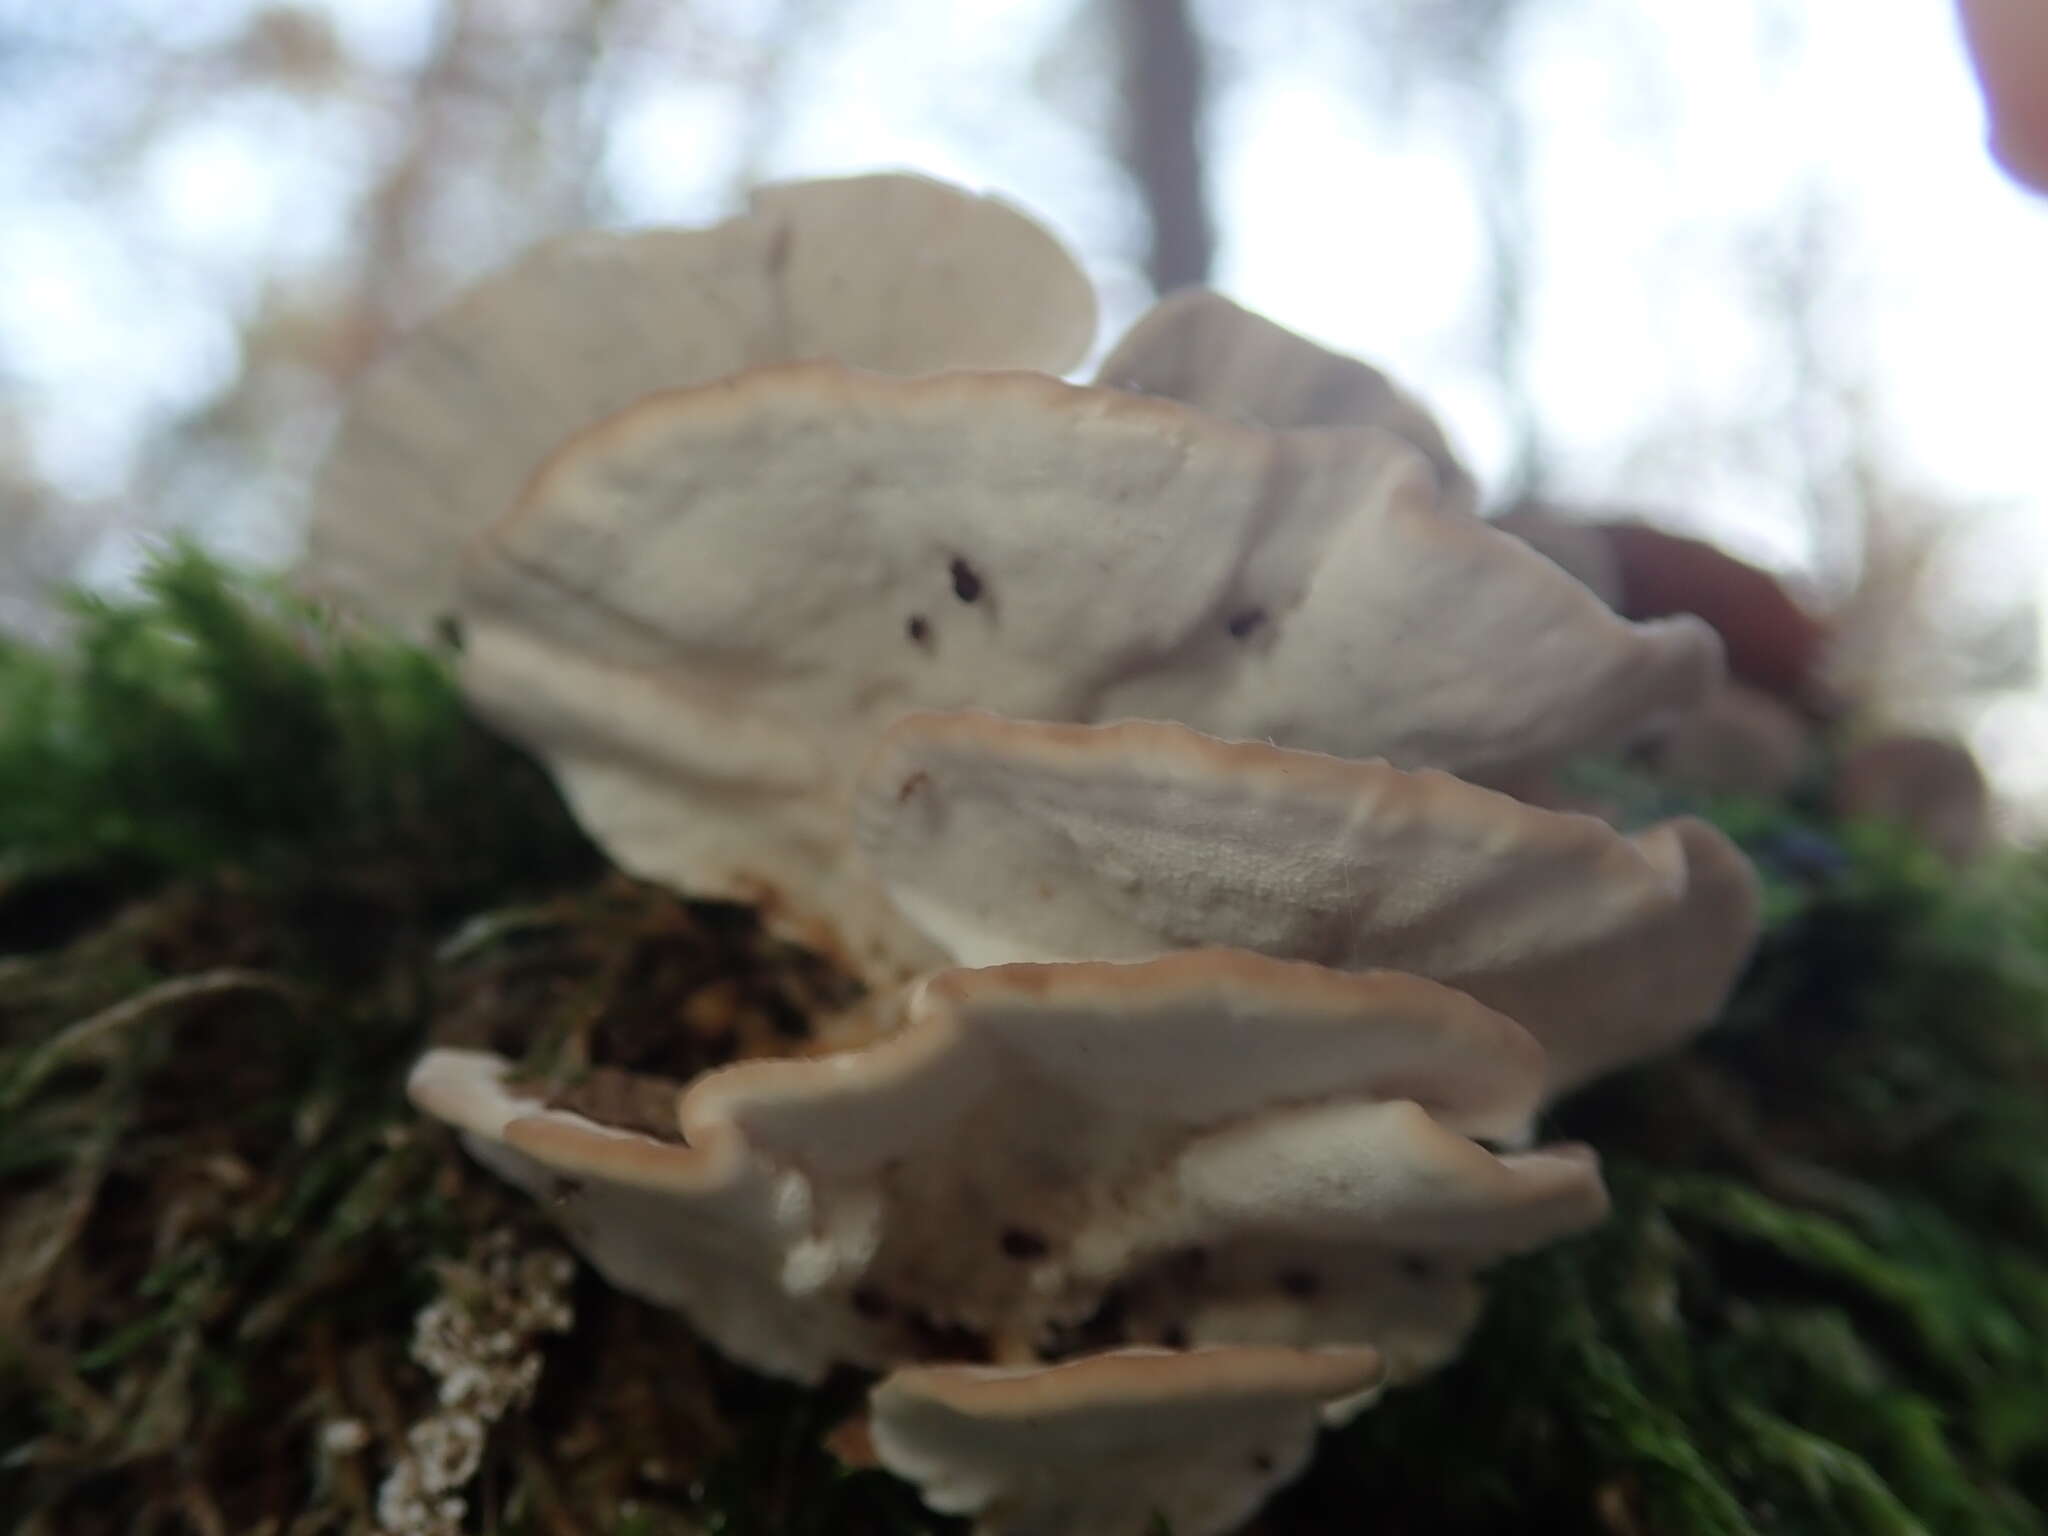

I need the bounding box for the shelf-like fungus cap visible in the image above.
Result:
[858,711,1762,1095]
[860,1345,1386,1536]
[404,1048,849,1382]
[458,360,1721,978]
[409,952,1602,1384]
[308,172,1096,634]
[1491,506,1626,607]
[1097,288,1476,508]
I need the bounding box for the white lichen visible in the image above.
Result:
[374,1230,575,1536]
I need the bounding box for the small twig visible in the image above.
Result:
[0,1130,120,1330]
[3,1333,119,1444]
[2,969,301,1113]
[1672,1059,1889,1224]
[177,1476,230,1536]
[434,906,570,964]
[0,981,235,1328]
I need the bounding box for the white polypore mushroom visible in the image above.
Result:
[1491,507,1627,608]
[404,1049,838,1382]
[317,169,1771,1535]
[1125,1102,1604,1380]
[407,951,1604,1385]
[857,711,1761,1095]
[1097,287,1476,509]
[308,172,1097,634]
[458,360,1721,978]
[860,1345,1387,1536]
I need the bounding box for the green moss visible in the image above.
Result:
[0,542,596,913]
[8,550,2048,1533]
[1265,807,2048,1534]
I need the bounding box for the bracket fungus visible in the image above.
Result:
[410,953,1604,1530]
[309,172,1765,1534]
[310,172,1096,634]
[1094,286,1476,509]
[856,1346,1388,1536]
[460,359,1719,979]
[411,953,1600,1380]
[856,711,1760,1097]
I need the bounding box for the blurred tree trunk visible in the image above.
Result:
[339,0,480,376]
[1477,92,1542,501]
[1415,0,1544,502]
[1117,0,1213,293]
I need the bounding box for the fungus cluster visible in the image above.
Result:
[313,173,1762,1535]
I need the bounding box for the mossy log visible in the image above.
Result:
[5,551,2048,1534]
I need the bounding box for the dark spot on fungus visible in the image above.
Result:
[1000,1226,1049,1260]
[1277,1267,1320,1299]
[851,1286,891,1320]
[949,556,984,603]
[897,771,931,804]
[1159,1323,1189,1349]
[1252,1452,1276,1474]
[1225,607,1266,639]
[433,612,466,652]
[906,614,930,644]
[1399,1253,1435,1281]
[549,1176,585,1205]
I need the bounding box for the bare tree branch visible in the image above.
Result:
[1117,0,1213,294]
[337,0,481,378]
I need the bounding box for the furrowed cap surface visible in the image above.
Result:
[858,711,1762,1094]
[864,1345,1385,1536]
[309,172,1096,632]
[459,361,1721,977]
[408,953,1599,1384]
